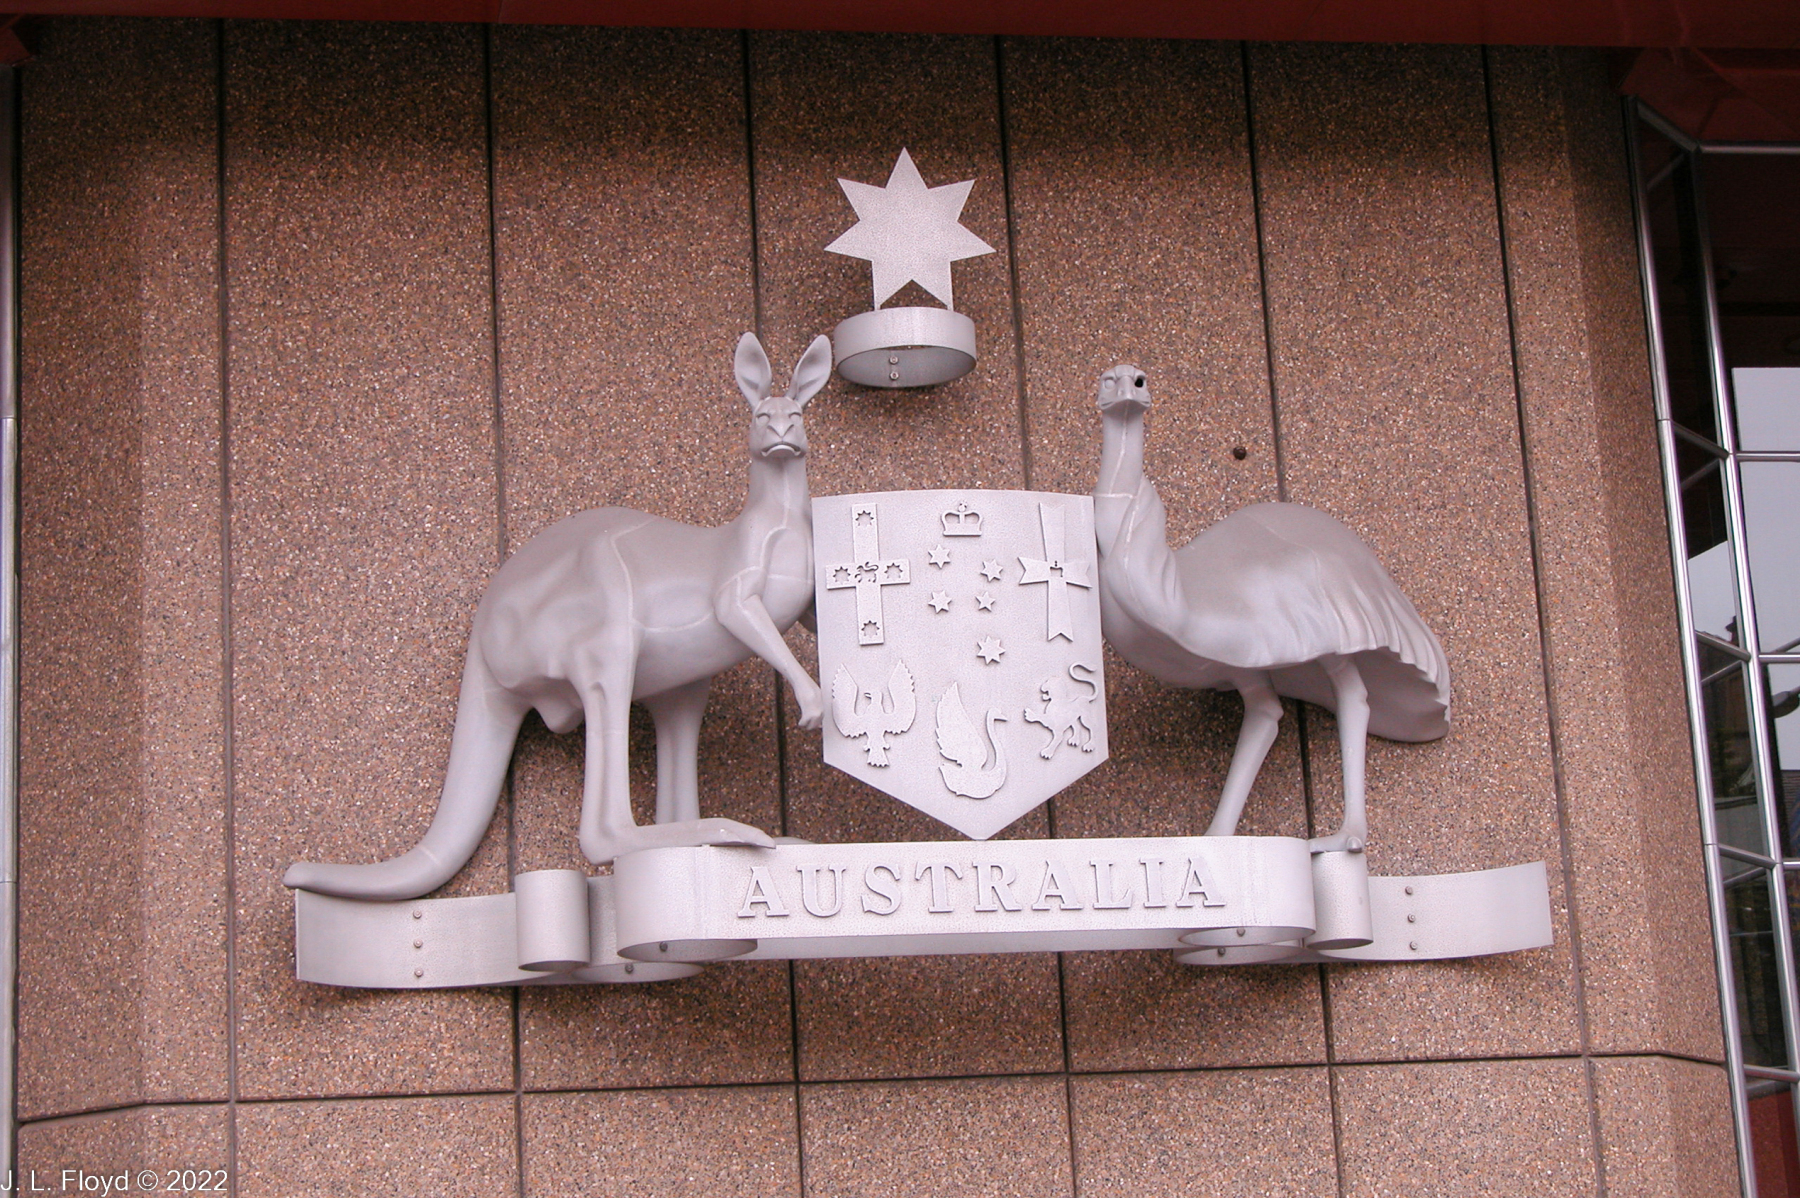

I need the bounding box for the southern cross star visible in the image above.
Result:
[975,591,997,611]
[976,635,1005,664]
[928,591,952,613]
[825,148,995,311]
[980,559,1005,582]
[927,544,952,568]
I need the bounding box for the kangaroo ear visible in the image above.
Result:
[789,334,834,408]
[735,333,772,408]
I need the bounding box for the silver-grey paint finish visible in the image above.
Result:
[1090,365,1452,854]
[283,333,833,900]
[814,489,1108,840]
[290,848,1550,988]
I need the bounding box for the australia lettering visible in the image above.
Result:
[735,855,1226,919]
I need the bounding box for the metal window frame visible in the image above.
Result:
[1628,96,1800,1196]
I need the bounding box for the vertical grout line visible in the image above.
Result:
[1325,1053,1348,1198]
[1239,42,1287,505]
[1480,46,1606,1196]
[993,35,1034,494]
[478,25,526,1198]
[994,39,1077,1193]
[1246,40,1343,1194]
[740,32,803,1196]
[214,19,240,1198]
[740,29,766,343]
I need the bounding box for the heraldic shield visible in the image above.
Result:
[813,490,1109,839]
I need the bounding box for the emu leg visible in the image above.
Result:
[646,676,711,824]
[1310,653,1370,853]
[1206,671,1282,836]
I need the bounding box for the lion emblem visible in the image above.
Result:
[1023,662,1100,760]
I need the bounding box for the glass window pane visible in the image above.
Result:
[1735,368,1800,451]
[1742,461,1800,651]
[1676,430,1724,483]
[1747,1078,1800,1196]
[1706,152,1800,378]
[1645,152,1720,440]
[1709,665,1768,855]
[1728,863,1788,1069]
[1636,119,1679,188]
[1769,666,1800,858]
[1685,463,1742,645]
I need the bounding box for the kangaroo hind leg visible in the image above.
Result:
[575,649,776,866]
[645,676,711,824]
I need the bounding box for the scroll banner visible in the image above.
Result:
[294,837,1553,989]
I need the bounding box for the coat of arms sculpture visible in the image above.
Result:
[285,154,1552,990]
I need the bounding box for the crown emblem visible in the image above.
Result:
[941,501,984,537]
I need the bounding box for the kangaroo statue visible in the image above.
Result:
[284,333,833,901]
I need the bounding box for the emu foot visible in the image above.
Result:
[1308,830,1366,854]
[589,817,777,865]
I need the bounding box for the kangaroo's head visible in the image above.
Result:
[1096,364,1150,415]
[736,333,833,461]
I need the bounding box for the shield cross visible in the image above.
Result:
[813,490,1109,839]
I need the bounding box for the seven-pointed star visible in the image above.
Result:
[976,636,1006,664]
[975,591,997,611]
[980,559,1005,582]
[824,149,995,310]
[927,544,952,568]
[928,591,952,613]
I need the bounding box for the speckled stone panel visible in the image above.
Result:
[794,953,1063,1080]
[1335,1059,1598,1196]
[800,1075,1073,1198]
[225,20,512,1099]
[748,31,1057,1079]
[999,36,1322,1070]
[1070,1067,1336,1196]
[17,1103,230,1183]
[487,25,794,1088]
[520,962,793,1090]
[1490,46,1724,1064]
[237,1095,517,1197]
[1249,41,1581,1061]
[1592,1056,1737,1197]
[16,17,228,1120]
[1062,954,1324,1072]
[522,1086,799,1197]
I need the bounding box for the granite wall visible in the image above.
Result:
[10,18,1738,1197]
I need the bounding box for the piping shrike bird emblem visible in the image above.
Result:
[832,662,917,766]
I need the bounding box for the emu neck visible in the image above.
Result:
[1094,409,1146,548]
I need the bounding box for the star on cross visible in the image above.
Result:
[976,636,1005,665]
[824,149,996,311]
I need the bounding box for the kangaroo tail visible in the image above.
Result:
[283,651,525,901]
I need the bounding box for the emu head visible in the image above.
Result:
[1096,364,1150,414]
